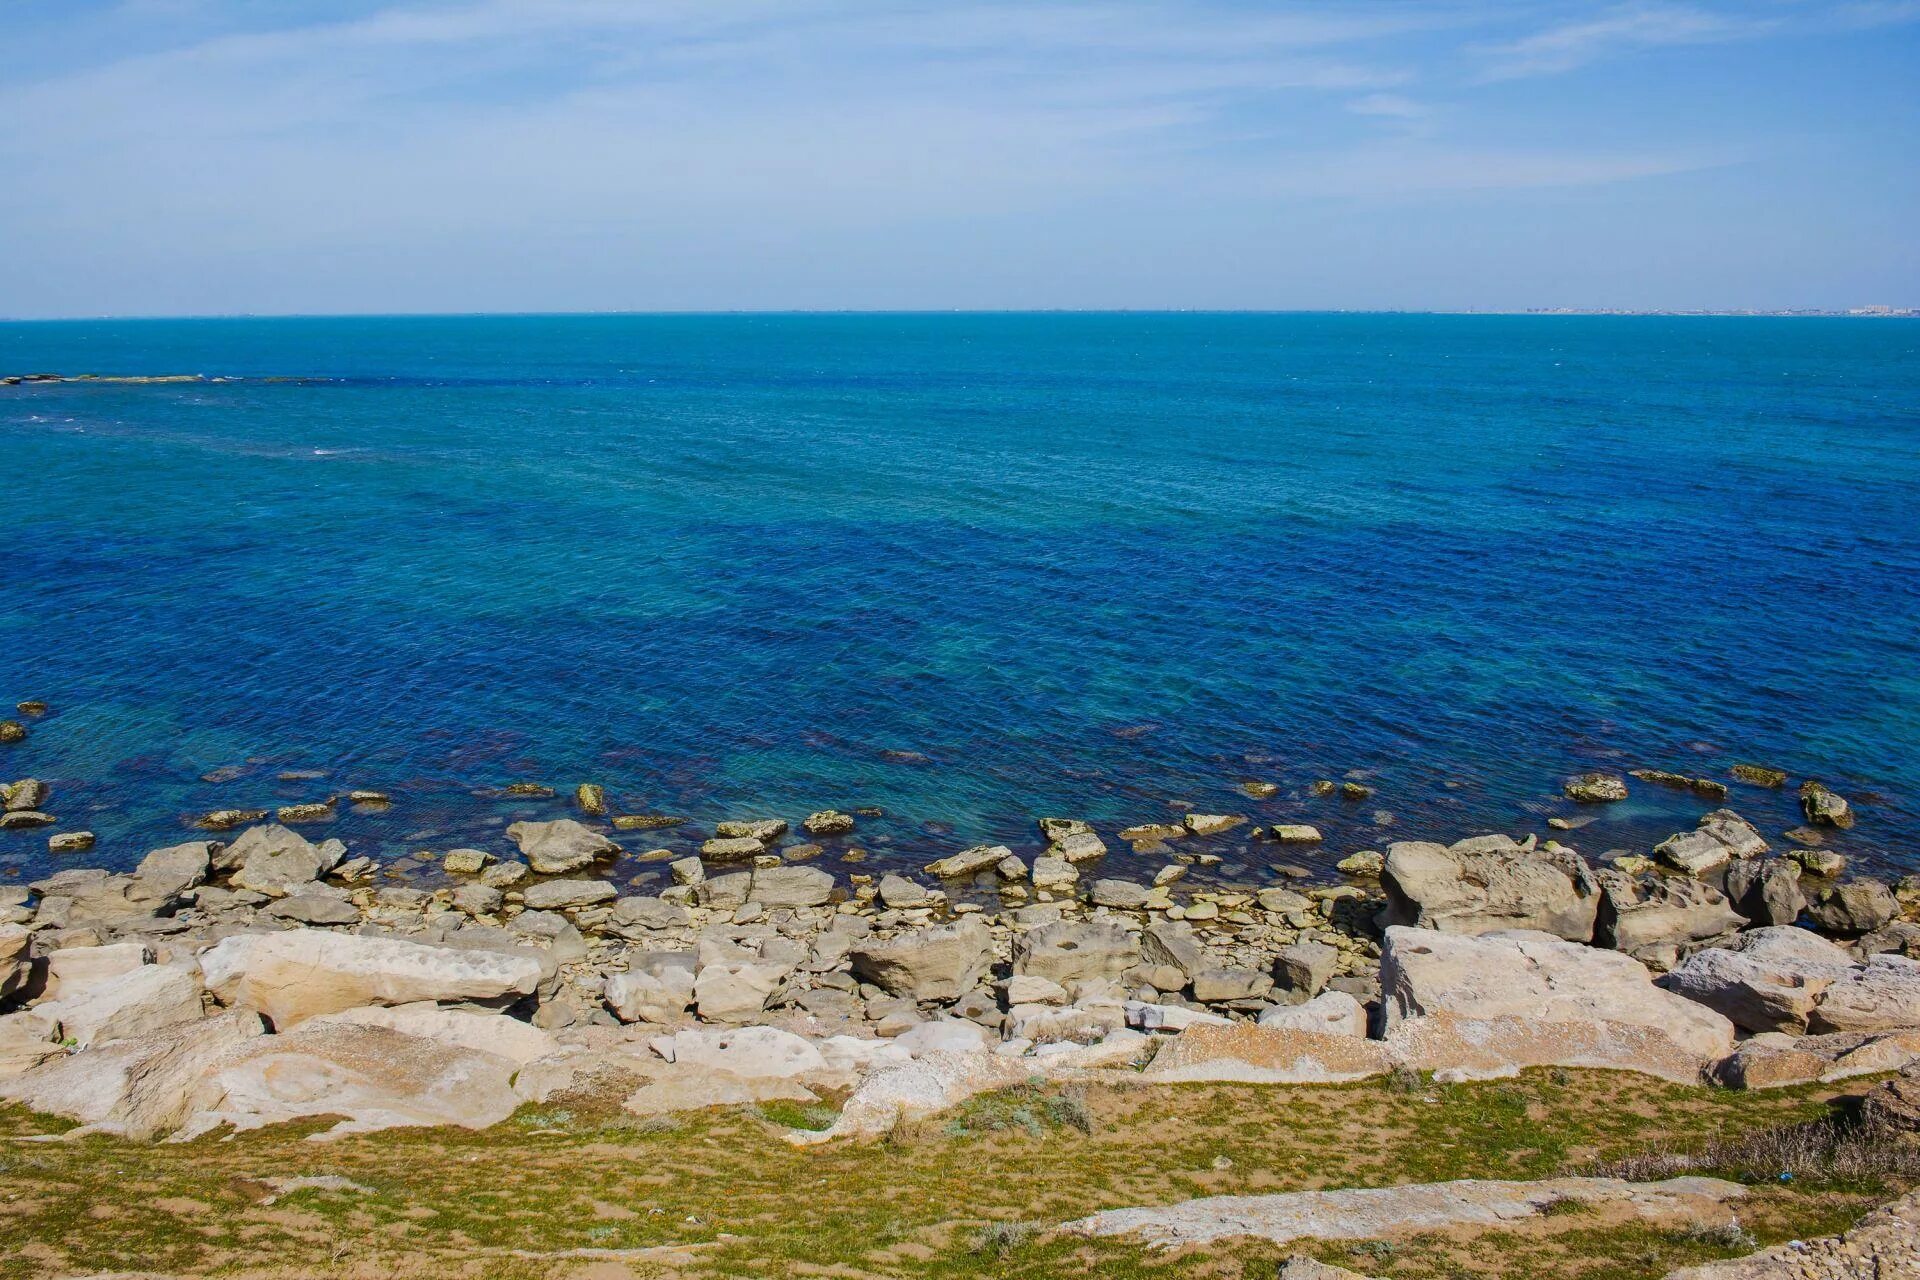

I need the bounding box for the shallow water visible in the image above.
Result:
[2,313,1916,886]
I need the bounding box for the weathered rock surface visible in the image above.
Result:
[34,963,203,1048]
[1654,810,1767,875]
[1381,837,1598,941]
[1596,872,1745,969]
[1381,927,1734,1083]
[749,865,835,908]
[1013,920,1142,985]
[1656,928,1855,1033]
[850,919,994,1001]
[1065,1176,1747,1249]
[1806,880,1899,937]
[521,878,618,911]
[506,819,619,874]
[1713,1028,1920,1089]
[1810,953,1920,1034]
[1798,780,1854,830]
[1257,990,1368,1037]
[0,1010,265,1139]
[200,929,544,1027]
[1723,858,1804,928]
[224,825,346,898]
[604,953,696,1024]
[1143,1022,1394,1084]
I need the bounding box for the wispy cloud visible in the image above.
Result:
[1476,3,1765,80]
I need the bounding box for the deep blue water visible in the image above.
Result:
[2,313,1917,888]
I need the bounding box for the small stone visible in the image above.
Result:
[1031,855,1078,891]
[504,782,555,797]
[276,802,334,824]
[1089,879,1151,909]
[480,860,530,888]
[15,701,48,717]
[1339,782,1374,801]
[1239,781,1279,799]
[1153,864,1185,886]
[348,790,391,805]
[575,783,607,816]
[702,836,766,861]
[715,819,787,843]
[1730,763,1788,788]
[924,844,1012,879]
[1309,780,1336,797]
[669,857,705,885]
[1267,825,1323,843]
[48,831,94,854]
[1183,814,1246,836]
[2,778,48,811]
[0,721,25,745]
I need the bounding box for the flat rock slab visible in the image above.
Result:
[1064,1175,1747,1250]
[1143,1023,1395,1084]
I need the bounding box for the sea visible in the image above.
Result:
[2,313,1916,890]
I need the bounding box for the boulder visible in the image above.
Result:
[1012,920,1142,986]
[200,929,543,1028]
[521,879,618,911]
[1713,1029,1920,1089]
[604,953,696,1023]
[0,923,29,1001]
[220,824,345,897]
[850,919,994,1002]
[1089,878,1151,909]
[31,869,163,933]
[1040,817,1108,862]
[1381,927,1734,1083]
[692,959,790,1023]
[310,1004,556,1067]
[1258,990,1367,1037]
[701,836,767,861]
[43,942,150,999]
[714,819,787,843]
[1192,968,1275,1004]
[1272,942,1338,1000]
[1596,872,1745,969]
[1723,858,1804,927]
[1810,954,1920,1034]
[179,1019,524,1140]
[923,845,1012,879]
[1861,1065,1920,1133]
[1654,810,1767,875]
[1799,780,1854,829]
[1381,836,1598,942]
[802,810,855,836]
[1030,855,1078,891]
[749,865,835,908]
[1806,880,1898,937]
[1656,928,1855,1033]
[608,895,690,933]
[1140,919,1206,981]
[35,964,203,1049]
[506,819,619,874]
[0,1010,265,1139]
[877,873,932,909]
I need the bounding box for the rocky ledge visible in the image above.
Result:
[1,803,1917,1143]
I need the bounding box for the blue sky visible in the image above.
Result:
[2,0,1916,315]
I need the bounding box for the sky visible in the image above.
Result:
[1,0,1916,316]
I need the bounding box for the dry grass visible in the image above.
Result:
[0,1067,1907,1280]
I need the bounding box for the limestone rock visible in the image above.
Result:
[223,824,346,898]
[652,1025,826,1077]
[1012,920,1141,986]
[1258,991,1367,1037]
[36,964,203,1049]
[924,844,1012,879]
[200,929,543,1028]
[1564,773,1628,803]
[1723,858,1804,928]
[0,1010,264,1138]
[1799,780,1854,829]
[1810,953,1920,1035]
[43,941,150,999]
[1656,928,1855,1033]
[749,864,834,908]
[1654,810,1768,875]
[1089,878,1151,909]
[701,836,766,861]
[506,819,619,874]
[850,919,994,1002]
[1143,1023,1395,1084]
[604,953,696,1023]
[1806,880,1898,937]
[1381,926,1734,1081]
[130,842,212,904]
[310,1004,556,1066]
[1273,942,1337,1000]
[1596,873,1745,969]
[803,810,855,836]
[521,878,618,911]
[1381,836,1598,942]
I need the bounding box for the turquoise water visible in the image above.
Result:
[2,314,1916,885]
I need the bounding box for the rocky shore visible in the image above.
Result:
[4,743,1920,1154]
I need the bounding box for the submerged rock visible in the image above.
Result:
[1729,763,1787,788]
[1564,773,1628,803]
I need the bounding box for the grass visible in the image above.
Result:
[0,1067,1908,1280]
